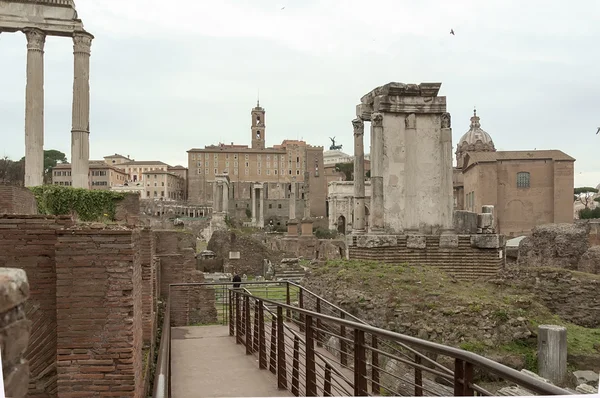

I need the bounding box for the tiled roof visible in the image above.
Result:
[464,150,575,170]
[119,160,169,166]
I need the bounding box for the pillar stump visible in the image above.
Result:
[300,219,314,236]
[287,219,299,236]
[538,325,567,386]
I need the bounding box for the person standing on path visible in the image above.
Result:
[232,272,241,288]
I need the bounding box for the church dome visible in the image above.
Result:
[455,109,496,168]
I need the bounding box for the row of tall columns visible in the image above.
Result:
[213,181,229,213]
[352,114,384,234]
[370,113,385,232]
[352,118,366,233]
[20,28,93,188]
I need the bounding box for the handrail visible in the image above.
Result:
[152,300,171,398]
[232,289,572,396]
[289,281,456,376]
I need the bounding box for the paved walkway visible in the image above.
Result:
[171,325,293,397]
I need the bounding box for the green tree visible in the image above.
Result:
[0,156,24,186]
[20,149,67,184]
[574,187,599,209]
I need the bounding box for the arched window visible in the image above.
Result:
[517,172,530,188]
[256,131,261,139]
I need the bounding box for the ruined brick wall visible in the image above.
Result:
[0,185,38,215]
[55,228,143,397]
[348,234,504,280]
[0,214,71,396]
[114,193,141,225]
[0,268,31,398]
[139,228,156,346]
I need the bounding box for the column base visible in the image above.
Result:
[351,229,366,235]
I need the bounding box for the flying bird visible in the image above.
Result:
[281,6,285,10]
[596,127,600,134]
[450,29,455,35]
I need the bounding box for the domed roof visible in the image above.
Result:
[457,109,495,150]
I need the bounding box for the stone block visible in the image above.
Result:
[0,268,29,314]
[4,360,30,398]
[482,205,494,214]
[407,235,426,249]
[453,210,478,234]
[0,318,31,367]
[538,325,567,386]
[477,213,494,229]
[356,235,397,248]
[439,235,459,248]
[470,234,503,249]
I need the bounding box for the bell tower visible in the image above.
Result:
[251,100,266,149]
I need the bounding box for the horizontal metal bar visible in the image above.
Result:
[229,288,572,396]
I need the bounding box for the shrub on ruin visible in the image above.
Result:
[30,185,125,221]
[314,227,338,239]
[578,207,600,219]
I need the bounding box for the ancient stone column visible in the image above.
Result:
[212,181,219,212]
[251,186,257,225]
[70,32,94,189]
[538,325,567,386]
[258,186,264,227]
[289,180,296,220]
[370,113,384,233]
[222,182,229,214]
[23,28,46,187]
[352,118,366,233]
[440,112,455,233]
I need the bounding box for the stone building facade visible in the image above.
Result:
[52,161,128,189]
[141,170,186,200]
[453,111,575,236]
[327,181,372,234]
[187,102,327,220]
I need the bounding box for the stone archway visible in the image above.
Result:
[337,215,346,235]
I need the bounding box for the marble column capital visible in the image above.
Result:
[73,31,93,55]
[23,28,46,51]
[371,112,383,127]
[352,118,364,136]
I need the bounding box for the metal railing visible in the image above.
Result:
[152,300,171,398]
[156,280,572,397]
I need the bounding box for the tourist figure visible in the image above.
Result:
[232,273,241,288]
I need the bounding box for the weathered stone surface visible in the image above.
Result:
[0,318,31,367]
[471,234,503,249]
[578,246,600,274]
[356,234,397,248]
[439,235,459,248]
[0,268,29,314]
[573,370,599,387]
[518,223,590,270]
[454,210,478,234]
[477,213,494,229]
[576,384,598,394]
[4,360,29,398]
[407,235,426,249]
[482,205,494,214]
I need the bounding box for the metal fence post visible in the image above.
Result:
[253,300,260,352]
[324,364,332,397]
[305,315,317,396]
[354,329,368,396]
[372,334,380,395]
[340,312,347,367]
[245,295,252,355]
[258,301,267,369]
[228,289,234,336]
[415,354,423,396]
[298,289,305,332]
[454,359,474,396]
[286,282,291,320]
[292,336,300,396]
[315,298,323,348]
[269,316,277,374]
[235,291,242,344]
[277,306,287,390]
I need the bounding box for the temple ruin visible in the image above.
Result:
[0,0,93,188]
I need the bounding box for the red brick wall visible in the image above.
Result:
[139,228,156,345]
[0,214,71,397]
[114,194,140,225]
[0,185,38,215]
[55,228,143,397]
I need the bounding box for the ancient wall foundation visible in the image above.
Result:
[0,268,31,398]
[0,215,71,396]
[0,184,38,215]
[348,234,505,280]
[55,227,143,397]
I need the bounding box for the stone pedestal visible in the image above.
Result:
[70,32,93,189]
[538,325,567,386]
[287,219,298,236]
[300,219,314,236]
[23,28,46,188]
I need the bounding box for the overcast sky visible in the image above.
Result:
[1,0,599,186]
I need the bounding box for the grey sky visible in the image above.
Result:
[1,0,599,186]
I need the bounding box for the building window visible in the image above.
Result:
[266,155,271,160]
[214,168,218,174]
[258,169,261,175]
[226,161,230,167]
[197,161,202,167]
[266,162,270,168]
[198,169,202,174]
[192,154,196,161]
[278,204,282,209]
[267,170,271,175]
[214,154,218,160]
[245,162,249,167]
[234,154,238,160]
[269,204,272,209]
[146,191,150,197]
[274,170,278,175]
[257,155,262,161]
[245,154,249,160]
[517,172,530,188]
[245,169,249,176]
[205,168,209,175]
